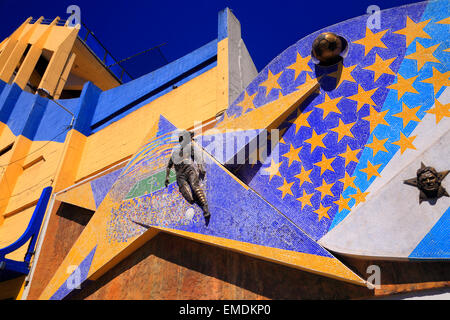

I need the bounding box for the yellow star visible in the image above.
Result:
[436,17,450,24]
[339,171,357,190]
[406,42,441,71]
[238,91,257,113]
[264,159,282,182]
[277,178,294,199]
[289,108,313,134]
[421,67,450,96]
[294,166,313,185]
[392,103,421,128]
[314,203,331,221]
[387,74,419,99]
[314,153,335,176]
[282,144,302,167]
[334,195,351,212]
[304,129,327,152]
[288,52,312,79]
[347,85,378,112]
[336,63,358,88]
[221,110,235,123]
[316,180,335,201]
[315,93,342,119]
[297,189,314,210]
[425,99,450,124]
[392,132,417,154]
[260,69,282,97]
[363,54,397,82]
[363,106,389,133]
[338,145,360,167]
[360,160,382,180]
[366,134,389,156]
[349,188,369,207]
[353,27,389,56]
[393,17,431,47]
[330,118,355,142]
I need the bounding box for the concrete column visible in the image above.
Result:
[0,17,43,83]
[14,18,57,90]
[38,26,79,97]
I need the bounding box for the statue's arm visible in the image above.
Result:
[165,156,174,186]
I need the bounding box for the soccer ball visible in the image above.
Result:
[312,32,343,65]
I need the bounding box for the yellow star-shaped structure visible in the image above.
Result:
[334,195,351,212]
[330,118,355,142]
[289,108,313,134]
[264,159,282,182]
[387,73,419,99]
[405,42,441,71]
[282,144,302,167]
[277,178,294,199]
[294,166,313,185]
[392,132,417,154]
[360,160,382,180]
[421,67,450,96]
[436,17,450,24]
[392,103,421,128]
[363,54,396,82]
[353,28,389,56]
[238,91,257,113]
[304,129,327,152]
[393,17,431,47]
[338,145,360,167]
[349,188,369,207]
[297,189,314,210]
[314,203,331,221]
[339,171,357,190]
[336,63,358,88]
[426,99,450,124]
[260,69,282,97]
[315,94,342,119]
[314,153,335,176]
[366,134,389,156]
[288,52,312,79]
[347,85,378,112]
[363,106,389,133]
[316,180,335,201]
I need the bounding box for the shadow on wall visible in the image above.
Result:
[65,232,373,300]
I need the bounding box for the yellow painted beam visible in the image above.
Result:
[38,25,79,97]
[53,52,76,99]
[216,38,229,114]
[14,18,57,89]
[0,135,33,219]
[0,17,32,72]
[0,17,43,83]
[52,129,87,193]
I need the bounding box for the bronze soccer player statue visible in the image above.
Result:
[165,130,211,225]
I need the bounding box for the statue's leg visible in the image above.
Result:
[187,169,210,219]
[177,176,195,204]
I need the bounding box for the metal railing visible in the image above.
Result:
[77,22,134,83]
[28,18,133,83]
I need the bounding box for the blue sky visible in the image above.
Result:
[0,0,422,77]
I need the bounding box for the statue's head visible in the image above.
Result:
[178,130,194,147]
[417,166,440,193]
